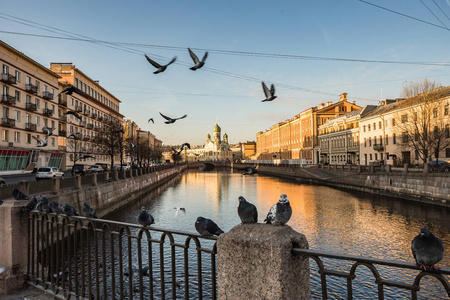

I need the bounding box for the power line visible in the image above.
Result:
[358,0,450,32]
[419,0,448,29]
[431,0,450,22]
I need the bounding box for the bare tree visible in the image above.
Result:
[66,132,84,166]
[395,79,450,164]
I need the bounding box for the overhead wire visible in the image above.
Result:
[419,0,448,29]
[431,0,450,22]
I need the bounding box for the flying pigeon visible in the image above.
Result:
[145,54,177,74]
[264,194,292,226]
[32,135,48,147]
[195,217,224,236]
[188,48,208,71]
[82,202,98,218]
[50,200,63,214]
[36,197,52,213]
[242,166,257,175]
[61,110,82,121]
[63,203,79,216]
[181,143,191,150]
[79,154,95,160]
[43,127,55,136]
[411,227,444,271]
[261,81,277,102]
[12,187,29,200]
[159,112,187,124]
[238,196,258,224]
[138,206,154,227]
[112,129,124,134]
[67,132,81,139]
[148,118,154,124]
[124,266,150,278]
[58,86,84,96]
[174,207,186,217]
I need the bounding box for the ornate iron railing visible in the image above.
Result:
[26,212,218,300]
[293,248,450,300]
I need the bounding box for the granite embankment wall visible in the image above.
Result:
[235,163,450,208]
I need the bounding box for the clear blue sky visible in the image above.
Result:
[2,1,450,145]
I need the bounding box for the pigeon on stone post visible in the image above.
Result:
[264,194,292,226]
[237,196,258,224]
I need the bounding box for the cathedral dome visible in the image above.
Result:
[223,133,228,138]
[213,123,221,133]
[206,133,211,139]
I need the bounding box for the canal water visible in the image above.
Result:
[106,169,450,299]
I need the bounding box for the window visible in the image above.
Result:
[14,110,20,121]
[375,153,378,160]
[26,133,31,144]
[363,125,366,132]
[26,76,31,85]
[15,90,20,102]
[368,137,372,146]
[401,114,407,123]
[369,154,372,160]
[373,136,377,145]
[392,118,395,126]
[393,133,396,144]
[368,124,371,131]
[373,123,376,130]
[1,129,8,141]
[414,112,418,122]
[446,148,450,158]
[15,71,20,82]
[402,133,408,143]
[379,135,383,145]
[35,116,40,126]
[26,95,31,103]
[445,103,449,116]
[385,134,389,145]
[14,131,20,142]
[35,98,40,109]
[2,64,8,74]
[378,121,382,129]
[74,78,78,88]
[364,154,367,164]
[51,137,55,146]
[380,153,383,160]
[433,108,438,118]
[445,124,450,138]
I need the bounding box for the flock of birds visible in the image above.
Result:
[9,184,445,272]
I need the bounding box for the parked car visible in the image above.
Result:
[120,163,131,170]
[428,160,450,172]
[94,163,111,172]
[72,164,92,176]
[89,165,105,173]
[35,167,65,180]
[0,177,5,186]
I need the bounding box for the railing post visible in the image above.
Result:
[92,173,98,186]
[217,224,310,300]
[74,175,81,190]
[52,177,60,194]
[403,163,409,173]
[18,180,29,196]
[386,165,392,173]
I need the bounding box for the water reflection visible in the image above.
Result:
[106,170,450,299]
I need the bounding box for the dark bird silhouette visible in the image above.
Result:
[0,199,3,206]
[188,48,208,70]
[145,54,177,74]
[36,197,52,213]
[112,129,124,134]
[181,143,191,150]
[12,187,29,200]
[58,86,84,96]
[138,206,154,227]
[159,112,187,124]
[172,143,190,156]
[148,118,154,124]
[32,135,48,147]
[238,196,258,224]
[79,154,95,160]
[195,217,224,236]
[63,203,79,216]
[264,194,292,226]
[261,81,277,102]
[61,110,82,121]
[411,227,444,271]
[22,196,38,212]
[43,127,55,136]
[67,132,82,139]
[50,200,63,214]
[242,166,257,175]
[172,147,182,156]
[82,202,98,218]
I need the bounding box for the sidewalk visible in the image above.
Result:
[0,285,55,300]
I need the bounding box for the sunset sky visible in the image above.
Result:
[2,1,450,145]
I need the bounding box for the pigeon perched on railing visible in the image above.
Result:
[50,200,63,214]
[36,197,52,213]
[264,194,292,226]
[195,217,224,236]
[21,196,38,214]
[82,202,98,218]
[411,227,444,271]
[12,187,29,200]
[138,206,154,227]
[238,196,258,224]
[63,203,79,216]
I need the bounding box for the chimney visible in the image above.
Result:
[327,101,333,106]
[339,93,348,102]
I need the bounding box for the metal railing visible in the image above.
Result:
[26,212,218,300]
[293,248,450,300]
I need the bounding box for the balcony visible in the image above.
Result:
[1,117,15,127]
[43,108,54,116]
[93,126,101,132]
[1,73,16,84]
[83,110,90,116]
[80,121,86,127]
[25,102,38,112]
[58,97,67,107]
[25,84,38,95]
[97,116,103,122]
[83,135,91,141]
[42,91,54,100]
[25,122,37,131]
[1,94,16,106]
[58,130,67,137]
[75,106,82,113]
[86,123,94,129]
[373,145,384,151]
[91,113,97,119]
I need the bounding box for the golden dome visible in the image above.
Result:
[213,123,221,132]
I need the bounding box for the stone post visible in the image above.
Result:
[74,175,81,190]
[105,172,110,181]
[18,181,29,197]
[370,165,375,173]
[52,177,60,195]
[114,171,119,181]
[0,200,29,294]
[357,165,362,174]
[423,163,429,174]
[92,173,98,186]
[403,163,409,173]
[217,224,310,300]
[386,165,392,173]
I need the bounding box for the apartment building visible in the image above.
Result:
[256,93,362,163]
[50,63,124,169]
[0,41,62,173]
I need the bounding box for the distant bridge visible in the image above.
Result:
[187,161,231,171]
